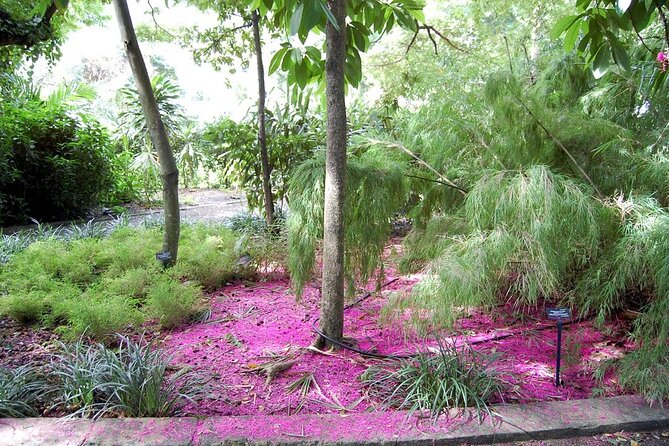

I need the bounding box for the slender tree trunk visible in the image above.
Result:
[251,10,275,226]
[316,0,347,348]
[112,0,180,266]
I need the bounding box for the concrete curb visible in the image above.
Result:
[1,396,668,446]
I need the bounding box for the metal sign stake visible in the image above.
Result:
[555,319,562,387]
[546,307,571,388]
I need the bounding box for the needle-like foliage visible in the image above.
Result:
[394,166,604,327]
[288,148,407,297]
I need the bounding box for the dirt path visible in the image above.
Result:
[129,188,248,224]
[2,188,249,234]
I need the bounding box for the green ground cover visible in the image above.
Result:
[0,222,255,339]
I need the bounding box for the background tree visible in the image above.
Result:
[184,0,276,225]
[112,0,180,266]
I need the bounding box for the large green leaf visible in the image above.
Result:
[550,15,581,39]
[611,39,631,73]
[564,21,581,51]
[268,48,288,74]
[290,3,304,35]
[592,43,611,79]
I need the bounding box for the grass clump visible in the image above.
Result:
[361,342,504,422]
[0,365,48,417]
[0,223,256,339]
[51,335,196,418]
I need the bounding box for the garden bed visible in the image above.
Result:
[0,236,635,419]
[159,264,633,417]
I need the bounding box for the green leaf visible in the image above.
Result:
[319,0,340,31]
[611,41,631,73]
[54,0,69,10]
[301,0,322,33]
[295,62,308,89]
[577,31,592,52]
[290,47,303,65]
[290,3,304,35]
[592,43,611,79]
[629,1,652,30]
[268,48,287,74]
[349,25,366,51]
[550,15,580,39]
[281,50,294,70]
[564,21,581,52]
[305,46,321,62]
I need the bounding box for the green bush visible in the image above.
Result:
[361,342,504,422]
[51,335,196,418]
[0,224,254,339]
[0,99,115,225]
[172,224,243,289]
[145,275,201,329]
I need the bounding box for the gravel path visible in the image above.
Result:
[2,188,249,234]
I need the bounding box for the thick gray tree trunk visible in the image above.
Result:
[316,0,347,348]
[112,0,180,266]
[252,10,275,226]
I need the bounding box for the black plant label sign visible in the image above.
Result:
[546,307,571,320]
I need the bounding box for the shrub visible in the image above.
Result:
[361,342,505,422]
[394,166,605,327]
[103,335,195,417]
[51,335,195,418]
[0,99,115,225]
[0,224,255,339]
[51,339,112,418]
[172,224,243,289]
[0,365,48,418]
[55,292,143,340]
[145,275,201,329]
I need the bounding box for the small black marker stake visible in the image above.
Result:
[555,320,562,387]
[546,307,571,388]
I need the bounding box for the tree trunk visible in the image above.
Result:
[112,0,180,266]
[316,0,347,348]
[251,10,275,226]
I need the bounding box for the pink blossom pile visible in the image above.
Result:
[161,268,631,417]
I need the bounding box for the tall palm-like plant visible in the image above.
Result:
[117,73,185,145]
[116,74,186,202]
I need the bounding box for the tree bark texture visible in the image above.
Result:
[112,0,180,266]
[316,0,347,348]
[252,10,275,226]
[0,2,58,47]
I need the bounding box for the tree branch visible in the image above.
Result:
[146,0,175,39]
[417,23,465,53]
[364,138,467,195]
